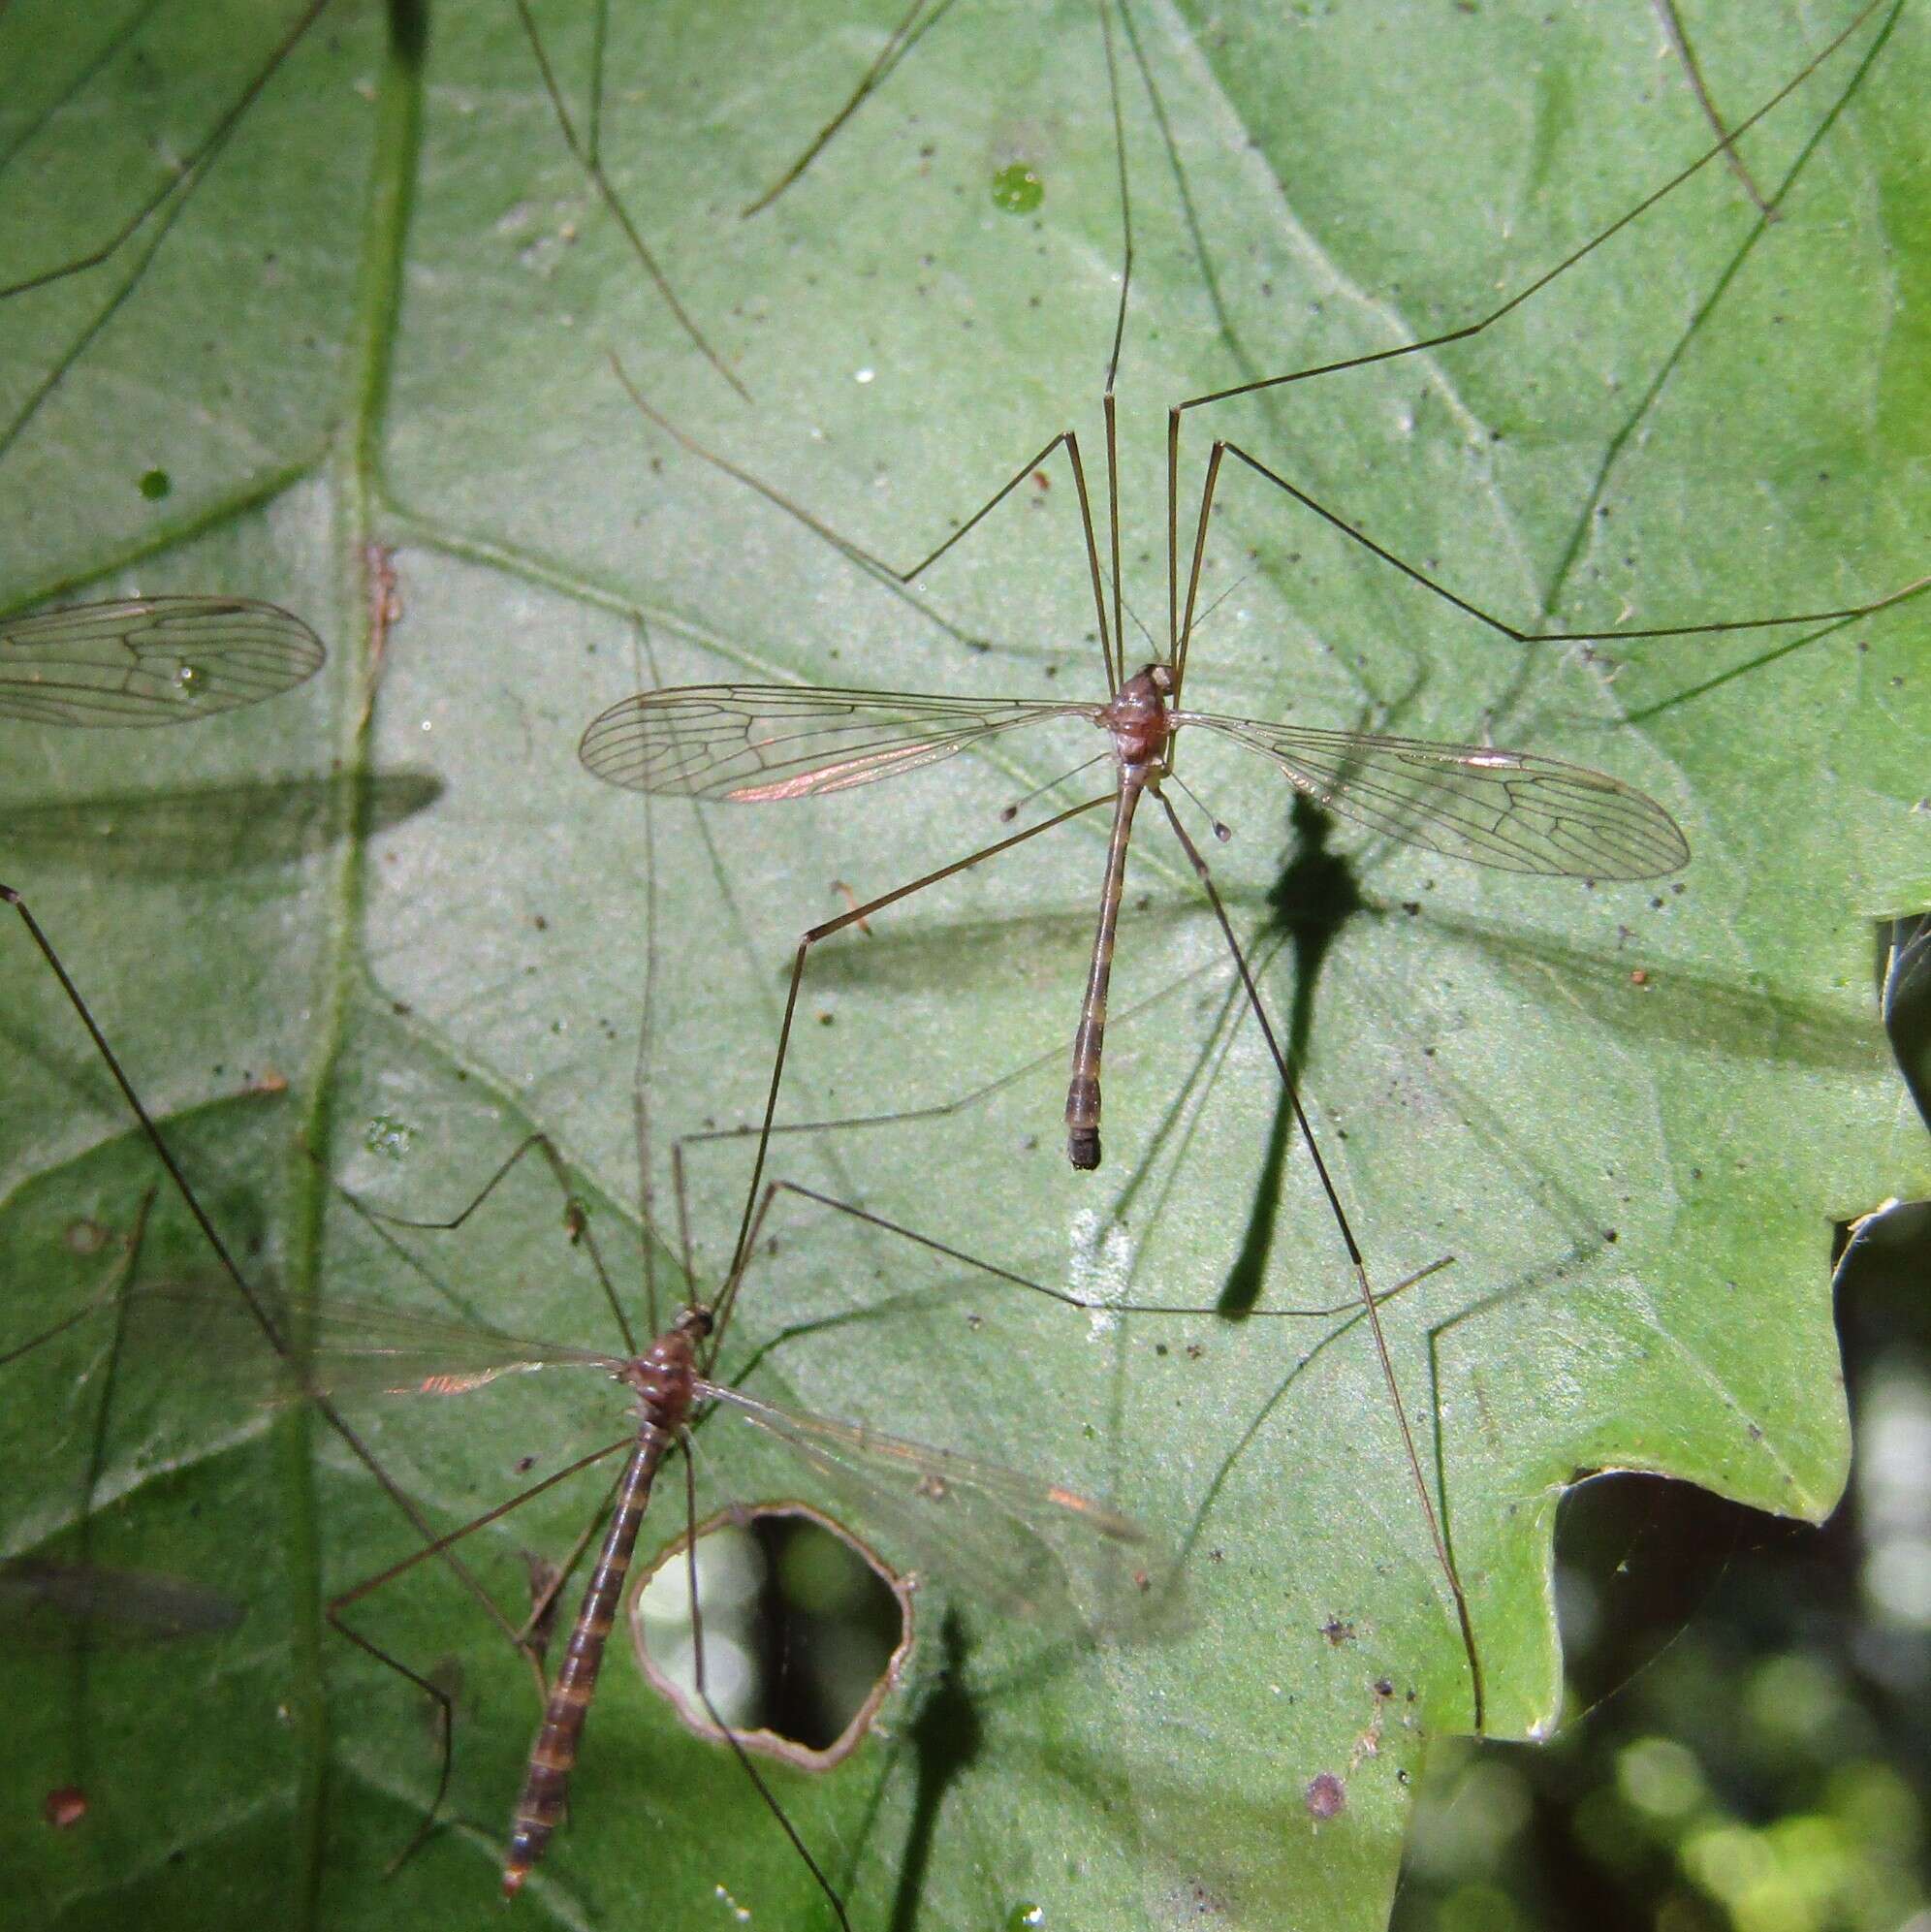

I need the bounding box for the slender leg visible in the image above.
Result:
[1093,0,1135,677]
[630,705,668,1342]
[678,1442,854,1928]
[753,1177,1450,1326]
[1172,433,1927,698]
[324,1439,634,1873]
[518,1492,617,1663]
[312,1149,656,1690]
[2,0,340,461]
[311,1116,739,1727]
[1150,794,1484,1726]
[1164,2,1909,690]
[0,1292,126,1372]
[675,960,1223,1188]
[608,359,1122,693]
[670,1139,699,1307]
[510,0,745,399]
[2,883,633,1845]
[719,793,1114,1310]
[1170,0,1886,435]
[708,1161,1474,1726]
[315,1130,639,1358]
[690,0,1151,693]
[740,0,960,220]
[1,1191,161,1809]
[1,1163,636,1869]
[0,0,331,303]
[1651,0,1777,218]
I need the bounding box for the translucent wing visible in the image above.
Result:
[708,1383,1172,1636]
[580,683,1094,800]
[0,1559,244,1644]
[0,597,325,726]
[116,1284,620,1402]
[1182,713,1690,879]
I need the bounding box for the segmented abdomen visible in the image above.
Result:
[1065,777,1147,1170]
[501,1431,669,1895]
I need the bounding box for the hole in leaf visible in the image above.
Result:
[630,1500,911,1770]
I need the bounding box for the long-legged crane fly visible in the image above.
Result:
[60,1258,1161,1901]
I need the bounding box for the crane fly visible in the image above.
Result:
[11,10,1916,1916]
[0,571,1318,1916]
[3,630,1433,1915]
[0,597,324,725]
[582,0,1916,1185]
[6,856,1440,1916]
[576,383,1687,1747]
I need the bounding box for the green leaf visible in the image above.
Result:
[2,2,1925,1929]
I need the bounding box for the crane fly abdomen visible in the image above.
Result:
[501,1311,709,1898]
[500,1445,665,1894]
[1064,662,1177,1168]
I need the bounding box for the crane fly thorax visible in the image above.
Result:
[1098,661,1176,775]
[620,1308,709,1436]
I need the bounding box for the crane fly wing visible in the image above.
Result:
[0,598,325,726]
[580,683,1094,800]
[708,1384,1174,1636]
[1182,713,1690,879]
[286,1297,619,1399]
[0,1559,244,1646]
[114,1284,618,1403]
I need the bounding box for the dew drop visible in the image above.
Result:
[1006,1906,1045,1931]
[139,468,172,501]
[990,162,1044,214]
[363,1115,415,1160]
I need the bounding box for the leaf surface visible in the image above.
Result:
[1,3,1925,1928]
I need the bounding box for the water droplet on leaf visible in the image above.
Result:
[991,163,1043,214]
[363,1115,415,1160]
